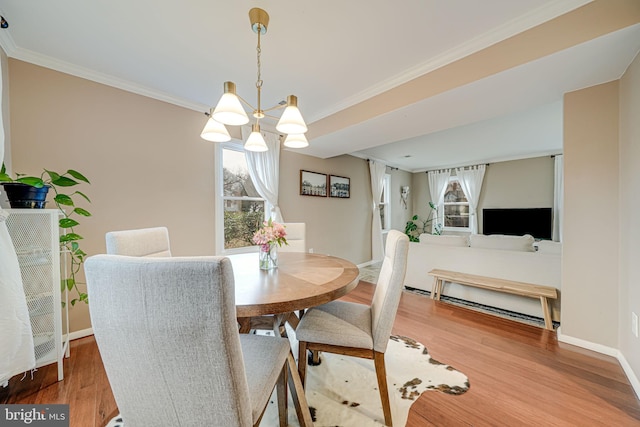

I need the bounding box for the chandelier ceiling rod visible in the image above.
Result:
[200,8,309,151]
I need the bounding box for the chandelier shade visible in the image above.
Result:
[244,124,269,152]
[212,82,250,126]
[200,117,231,142]
[283,133,309,149]
[200,8,308,150]
[276,95,308,134]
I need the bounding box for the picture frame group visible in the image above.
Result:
[300,170,350,198]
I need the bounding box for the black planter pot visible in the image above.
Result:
[1,182,50,208]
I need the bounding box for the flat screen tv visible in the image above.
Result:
[482,208,552,240]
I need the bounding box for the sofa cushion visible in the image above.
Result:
[536,240,562,254]
[419,234,469,247]
[469,234,535,252]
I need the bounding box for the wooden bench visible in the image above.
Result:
[428,269,558,330]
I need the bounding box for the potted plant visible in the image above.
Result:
[0,163,91,306]
[404,201,442,242]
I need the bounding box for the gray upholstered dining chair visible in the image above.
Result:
[280,223,306,252]
[105,226,171,257]
[295,229,409,426]
[85,255,291,427]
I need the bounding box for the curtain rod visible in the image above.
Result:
[366,159,399,171]
[424,163,489,173]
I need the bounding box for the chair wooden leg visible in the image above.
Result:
[298,340,308,387]
[276,364,288,427]
[287,353,314,427]
[374,351,393,426]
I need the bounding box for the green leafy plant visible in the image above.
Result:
[0,163,91,305]
[404,201,441,242]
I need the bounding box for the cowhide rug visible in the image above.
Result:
[106,334,469,427]
[260,333,469,427]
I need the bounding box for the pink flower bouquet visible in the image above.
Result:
[252,219,288,250]
[253,219,288,270]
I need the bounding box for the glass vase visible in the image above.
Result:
[259,243,278,270]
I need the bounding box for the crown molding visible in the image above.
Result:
[412,150,563,174]
[0,24,17,57]
[0,0,591,120]
[308,0,593,123]
[6,45,208,113]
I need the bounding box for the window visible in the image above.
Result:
[442,177,470,230]
[379,174,391,231]
[219,145,267,252]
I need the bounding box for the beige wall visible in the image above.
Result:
[562,81,619,347]
[411,156,555,234]
[9,59,218,331]
[388,169,413,232]
[619,53,640,377]
[278,150,372,263]
[411,172,432,224]
[478,156,555,231]
[7,59,378,332]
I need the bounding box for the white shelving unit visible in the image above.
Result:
[6,209,69,381]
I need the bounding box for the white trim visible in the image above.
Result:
[380,174,391,231]
[357,260,378,269]
[65,327,94,342]
[216,143,269,255]
[557,328,640,399]
[308,0,592,122]
[556,328,619,357]
[442,176,471,232]
[214,143,224,254]
[0,1,589,121]
[618,351,640,400]
[4,46,208,113]
[415,150,563,173]
[0,24,17,56]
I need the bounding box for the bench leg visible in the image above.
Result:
[436,279,443,301]
[431,277,438,299]
[540,296,553,330]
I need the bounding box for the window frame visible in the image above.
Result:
[215,142,270,255]
[441,176,471,233]
[379,173,391,232]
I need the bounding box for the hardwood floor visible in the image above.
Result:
[2,281,639,426]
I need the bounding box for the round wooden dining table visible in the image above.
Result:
[229,251,360,331]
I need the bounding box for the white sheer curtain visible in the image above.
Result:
[553,155,563,242]
[427,169,451,233]
[369,161,386,262]
[242,126,283,222]
[0,56,35,386]
[455,164,486,234]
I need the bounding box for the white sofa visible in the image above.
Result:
[404,233,562,321]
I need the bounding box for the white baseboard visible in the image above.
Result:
[65,327,94,342]
[557,328,639,399]
[556,328,619,357]
[618,351,640,400]
[357,260,378,268]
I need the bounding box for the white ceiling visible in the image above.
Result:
[0,0,638,171]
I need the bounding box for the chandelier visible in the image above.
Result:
[200,8,309,151]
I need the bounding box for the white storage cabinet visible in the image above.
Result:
[6,209,69,381]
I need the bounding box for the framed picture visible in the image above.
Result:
[300,170,328,197]
[329,175,350,198]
